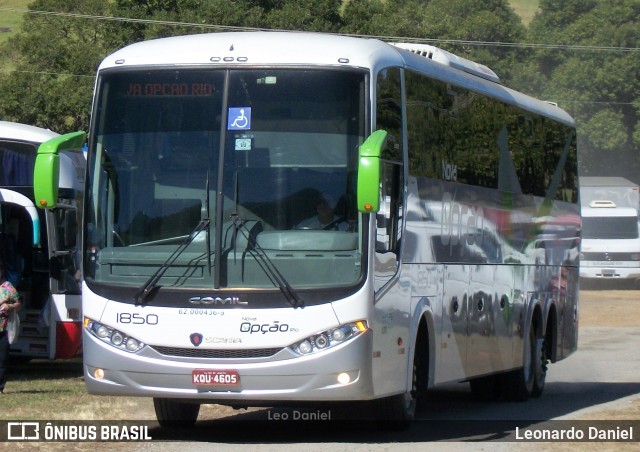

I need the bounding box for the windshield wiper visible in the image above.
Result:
[134,218,210,304]
[205,169,212,275]
[231,214,304,309]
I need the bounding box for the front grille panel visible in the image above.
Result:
[582,252,638,261]
[150,345,282,359]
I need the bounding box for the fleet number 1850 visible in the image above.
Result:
[116,313,159,325]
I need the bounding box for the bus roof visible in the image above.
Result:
[98,31,575,127]
[0,120,58,144]
[0,121,84,191]
[580,176,638,188]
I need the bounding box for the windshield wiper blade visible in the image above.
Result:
[205,169,212,276]
[231,214,304,308]
[134,218,210,304]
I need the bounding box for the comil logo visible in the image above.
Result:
[189,296,247,305]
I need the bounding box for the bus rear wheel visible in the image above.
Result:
[153,398,200,428]
[531,335,547,398]
[502,322,538,401]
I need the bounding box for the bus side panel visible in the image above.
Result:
[371,273,412,397]
[403,175,582,385]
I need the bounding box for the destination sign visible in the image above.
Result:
[125,82,215,96]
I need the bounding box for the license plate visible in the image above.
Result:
[192,369,240,388]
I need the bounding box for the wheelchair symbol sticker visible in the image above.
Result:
[228,107,251,130]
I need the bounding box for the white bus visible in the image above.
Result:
[580,202,640,287]
[34,32,580,427]
[0,121,85,359]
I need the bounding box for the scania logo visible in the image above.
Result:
[604,253,611,261]
[190,333,203,346]
[189,296,248,305]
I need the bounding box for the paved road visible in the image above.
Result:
[134,325,640,450]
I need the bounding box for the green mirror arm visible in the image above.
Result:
[38,131,87,154]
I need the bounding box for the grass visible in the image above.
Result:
[1,359,153,421]
[510,0,540,25]
[0,0,30,46]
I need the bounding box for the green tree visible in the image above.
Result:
[0,0,529,132]
[0,0,111,131]
[264,0,343,31]
[520,0,640,181]
[342,0,526,80]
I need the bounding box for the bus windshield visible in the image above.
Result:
[582,216,639,239]
[86,68,367,295]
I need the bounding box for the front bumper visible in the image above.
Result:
[83,329,374,403]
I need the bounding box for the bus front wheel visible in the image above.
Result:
[372,392,415,430]
[153,397,200,428]
[371,326,429,429]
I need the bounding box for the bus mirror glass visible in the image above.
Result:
[34,131,86,210]
[357,130,387,213]
[34,153,60,209]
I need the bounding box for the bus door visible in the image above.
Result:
[0,188,46,357]
[45,204,82,359]
[0,189,81,359]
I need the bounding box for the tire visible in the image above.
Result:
[153,398,200,428]
[501,322,537,402]
[413,326,430,410]
[372,328,429,430]
[531,335,547,398]
[372,393,415,430]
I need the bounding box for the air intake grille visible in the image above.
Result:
[582,252,638,261]
[150,345,282,359]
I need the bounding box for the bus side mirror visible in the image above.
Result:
[34,131,86,209]
[357,130,387,213]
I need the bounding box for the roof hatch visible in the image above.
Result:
[589,200,617,208]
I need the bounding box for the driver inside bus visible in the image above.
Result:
[295,193,348,231]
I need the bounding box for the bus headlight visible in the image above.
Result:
[84,317,145,353]
[289,321,367,356]
[96,325,110,339]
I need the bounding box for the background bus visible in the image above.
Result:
[580,201,640,287]
[580,176,639,212]
[0,121,85,359]
[35,32,579,427]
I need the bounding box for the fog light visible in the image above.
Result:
[337,373,351,385]
[94,368,105,380]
